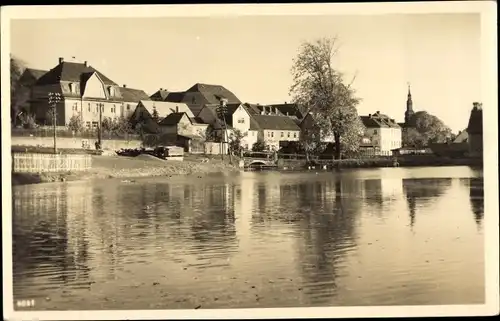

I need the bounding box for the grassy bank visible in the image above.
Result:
[12,154,241,186]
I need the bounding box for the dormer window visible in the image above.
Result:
[108,86,114,97]
[69,83,77,94]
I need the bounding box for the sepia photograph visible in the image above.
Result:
[1,2,498,320]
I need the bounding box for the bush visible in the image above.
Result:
[252,139,267,152]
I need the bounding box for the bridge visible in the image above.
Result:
[242,151,278,168]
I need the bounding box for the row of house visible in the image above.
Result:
[15,57,406,155]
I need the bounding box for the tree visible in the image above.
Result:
[19,113,37,129]
[228,129,246,156]
[101,117,114,134]
[68,115,84,133]
[299,121,327,161]
[252,139,267,152]
[10,55,26,125]
[289,37,362,159]
[152,107,160,122]
[45,108,55,126]
[403,111,453,147]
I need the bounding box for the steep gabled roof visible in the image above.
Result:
[360,112,400,128]
[158,112,188,126]
[183,83,241,106]
[18,68,48,87]
[267,103,306,119]
[120,87,150,103]
[251,114,301,131]
[139,100,194,119]
[36,61,116,86]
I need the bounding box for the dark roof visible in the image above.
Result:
[158,112,187,126]
[150,89,170,101]
[36,61,116,86]
[165,92,185,103]
[467,107,483,135]
[360,112,400,128]
[182,83,241,107]
[251,114,301,131]
[120,87,150,102]
[267,103,306,118]
[25,68,47,80]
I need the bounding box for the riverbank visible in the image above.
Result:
[298,155,483,169]
[12,154,241,186]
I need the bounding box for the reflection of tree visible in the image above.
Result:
[468,178,484,227]
[296,177,360,305]
[363,179,383,209]
[402,178,452,228]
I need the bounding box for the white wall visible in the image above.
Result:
[82,74,107,99]
[365,127,402,154]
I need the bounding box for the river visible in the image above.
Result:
[12,166,484,310]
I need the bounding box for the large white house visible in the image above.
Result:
[360,111,402,155]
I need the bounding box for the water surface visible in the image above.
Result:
[12,166,485,310]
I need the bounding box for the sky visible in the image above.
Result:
[10,13,481,132]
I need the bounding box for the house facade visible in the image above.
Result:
[252,114,301,150]
[29,57,150,128]
[158,112,208,138]
[360,111,402,155]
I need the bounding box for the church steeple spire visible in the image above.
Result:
[405,82,414,125]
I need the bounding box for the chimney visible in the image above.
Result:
[472,102,479,110]
[123,84,127,88]
[59,57,64,64]
[284,101,287,105]
[286,112,289,116]
[274,107,278,114]
[376,111,380,114]
[84,61,88,67]
[160,88,163,91]
[368,113,371,117]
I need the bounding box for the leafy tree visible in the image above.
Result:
[68,115,84,133]
[101,117,114,133]
[252,139,267,152]
[113,115,135,135]
[20,113,37,129]
[289,37,362,159]
[228,129,246,156]
[403,111,453,147]
[299,121,327,161]
[45,108,55,126]
[10,55,26,125]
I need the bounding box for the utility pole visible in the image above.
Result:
[48,92,62,154]
[217,98,232,164]
[97,103,103,150]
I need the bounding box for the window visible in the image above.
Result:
[271,132,274,138]
[88,103,91,112]
[281,132,284,137]
[108,87,114,96]
[92,121,98,128]
[374,129,378,134]
[293,132,297,138]
[127,104,130,110]
[237,118,245,124]
[287,132,290,138]
[85,121,91,128]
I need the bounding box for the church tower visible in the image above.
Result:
[404,83,414,126]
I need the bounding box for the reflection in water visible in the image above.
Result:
[402,178,453,228]
[12,167,485,309]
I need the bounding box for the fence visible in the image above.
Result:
[12,153,92,173]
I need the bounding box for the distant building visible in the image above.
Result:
[158,112,208,139]
[398,84,416,130]
[149,88,185,103]
[251,113,301,151]
[29,57,150,128]
[467,102,483,157]
[130,100,194,133]
[13,68,48,118]
[360,111,402,155]
[453,129,469,143]
[180,83,242,116]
